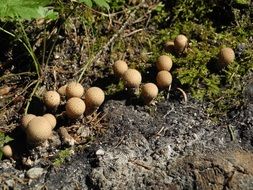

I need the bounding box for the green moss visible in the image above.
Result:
[79,0,252,118]
[53,148,73,167]
[147,1,253,116]
[105,80,125,96]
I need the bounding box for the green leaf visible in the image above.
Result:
[79,0,93,7]
[4,136,13,144]
[0,0,58,20]
[93,0,110,9]
[78,0,109,9]
[235,0,250,5]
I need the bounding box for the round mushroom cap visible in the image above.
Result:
[85,87,105,108]
[123,69,142,88]
[26,117,52,143]
[66,82,84,98]
[21,114,36,129]
[1,145,13,158]
[57,84,67,96]
[156,71,173,89]
[43,113,57,129]
[156,55,173,71]
[164,40,174,52]
[141,83,158,104]
[174,34,188,53]
[218,47,235,66]
[113,60,128,77]
[65,97,86,119]
[43,91,61,109]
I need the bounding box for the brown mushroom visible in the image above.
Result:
[57,84,67,96]
[43,113,57,129]
[1,145,13,158]
[21,114,36,130]
[113,60,128,77]
[26,117,52,144]
[156,71,172,89]
[156,55,173,71]
[65,97,86,119]
[123,69,142,88]
[43,91,61,109]
[174,34,188,54]
[85,87,105,115]
[218,47,235,67]
[141,83,158,104]
[164,40,175,52]
[66,82,84,99]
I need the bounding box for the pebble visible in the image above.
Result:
[77,126,91,138]
[26,167,44,179]
[5,179,15,187]
[96,149,105,156]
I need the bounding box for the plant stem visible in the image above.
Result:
[18,21,41,77]
[0,26,41,77]
[24,80,41,114]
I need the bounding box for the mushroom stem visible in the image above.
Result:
[58,127,75,146]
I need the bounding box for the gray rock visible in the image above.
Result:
[26,167,44,179]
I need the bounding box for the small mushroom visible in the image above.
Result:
[174,34,188,54]
[218,47,235,67]
[43,91,61,109]
[21,114,36,130]
[85,87,105,115]
[141,83,158,104]
[113,60,128,77]
[156,71,172,89]
[1,145,13,158]
[43,114,57,129]
[65,97,86,119]
[164,40,174,52]
[26,117,52,144]
[66,82,84,98]
[57,84,67,96]
[156,55,173,71]
[123,69,142,93]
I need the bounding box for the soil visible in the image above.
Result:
[0,1,253,190]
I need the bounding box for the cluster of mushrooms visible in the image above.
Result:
[114,56,173,105]
[1,34,236,158]
[22,84,104,145]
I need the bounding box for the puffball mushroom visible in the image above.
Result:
[1,145,13,158]
[57,84,67,96]
[156,71,172,89]
[65,97,86,119]
[164,40,175,52]
[21,114,36,130]
[85,87,105,108]
[156,55,173,71]
[43,91,61,109]
[141,83,158,104]
[218,47,235,67]
[174,34,188,54]
[66,82,84,98]
[26,117,52,143]
[43,114,57,129]
[113,60,128,77]
[123,69,142,89]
